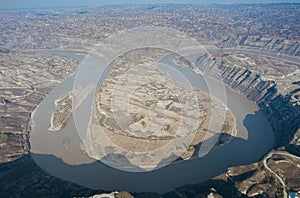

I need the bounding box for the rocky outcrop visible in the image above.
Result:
[196,54,300,149]
[196,54,278,104]
[260,96,300,147]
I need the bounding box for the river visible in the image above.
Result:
[29,50,274,193]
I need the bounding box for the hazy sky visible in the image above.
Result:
[1,0,300,9]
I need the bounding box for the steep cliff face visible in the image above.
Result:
[196,54,300,149]
[259,95,300,147]
[196,54,278,104]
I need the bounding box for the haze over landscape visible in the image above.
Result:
[1,0,300,9]
[0,0,299,197]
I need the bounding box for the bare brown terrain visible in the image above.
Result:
[0,3,299,197]
[267,153,300,192]
[0,51,78,163]
[80,48,236,169]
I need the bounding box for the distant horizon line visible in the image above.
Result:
[0,2,299,11]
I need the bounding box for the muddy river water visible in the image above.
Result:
[29,50,274,193]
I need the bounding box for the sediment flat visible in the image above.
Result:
[81,48,237,170]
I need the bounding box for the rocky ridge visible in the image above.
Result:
[196,52,300,148]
